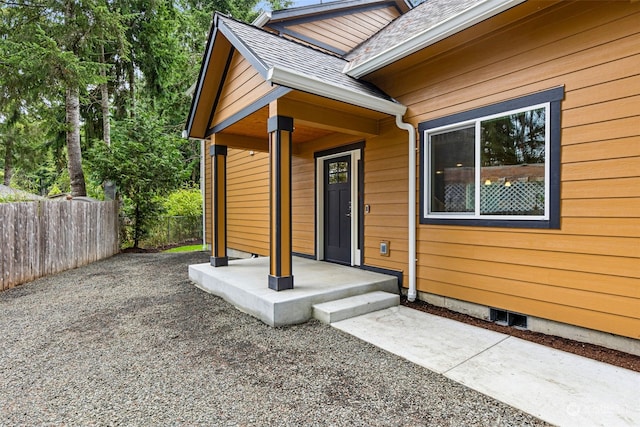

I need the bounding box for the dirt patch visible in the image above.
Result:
[402,297,640,373]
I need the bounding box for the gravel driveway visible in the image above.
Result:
[0,252,548,426]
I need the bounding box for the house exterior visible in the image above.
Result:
[186,0,639,353]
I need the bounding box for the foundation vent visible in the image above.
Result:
[490,308,528,329]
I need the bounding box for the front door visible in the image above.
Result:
[324,155,351,264]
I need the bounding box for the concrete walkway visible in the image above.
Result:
[333,306,640,427]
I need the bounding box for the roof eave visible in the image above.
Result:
[266,66,407,116]
[344,0,526,78]
[269,0,411,23]
[185,16,220,138]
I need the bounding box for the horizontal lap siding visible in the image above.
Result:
[291,138,354,256]
[211,52,275,129]
[292,156,315,256]
[284,6,400,52]
[221,134,355,258]
[205,140,212,246]
[227,148,269,255]
[370,1,640,338]
[363,122,409,278]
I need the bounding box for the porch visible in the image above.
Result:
[189,256,399,326]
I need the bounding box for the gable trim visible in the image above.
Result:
[266,66,406,116]
[345,0,526,78]
[206,48,235,135]
[269,26,348,56]
[206,85,293,137]
[268,0,409,22]
[217,18,270,79]
[185,27,219,136]
[270,2,398,28]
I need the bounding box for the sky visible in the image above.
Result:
[256,0,336,13]
[290,0,328,6]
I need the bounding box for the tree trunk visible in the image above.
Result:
[66,85,87,197]
[100,44,111,146]
[3,108,20,186]
[133,203,140,248]
[3,135,13,186]
[128,62,135,117]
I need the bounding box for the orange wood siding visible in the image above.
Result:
[211,52,275,129]
[364,1,640,339]
[226,148,270,255]
[362,121,410,276]
[291,137,356,256]
[291,153,315,256]
[282,6,400,52]
[204,139,212,246]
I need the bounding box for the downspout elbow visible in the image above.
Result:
[395,114,417,303]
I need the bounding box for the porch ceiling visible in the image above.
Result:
[222,106,334,144]
[219,90,387,149]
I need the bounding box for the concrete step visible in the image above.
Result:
[313,291,400,324]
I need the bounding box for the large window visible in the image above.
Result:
[420,87,563,228]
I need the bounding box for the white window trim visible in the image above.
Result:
[424,102,551,221]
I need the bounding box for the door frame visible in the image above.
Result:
[316,147,362,266]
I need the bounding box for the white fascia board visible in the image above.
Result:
[252,12,271,28]
[266,66,407,116]
[345,0,526,78]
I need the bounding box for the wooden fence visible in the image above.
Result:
[0,200,119,291]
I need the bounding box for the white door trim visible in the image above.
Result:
[316,149,361,266]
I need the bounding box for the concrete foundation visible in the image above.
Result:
[414,290,640,356]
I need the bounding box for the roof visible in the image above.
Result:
[218,16,398,104]
[344,0,525,77]
[187,0,528,135]
[253,0,411,27]
[185,14,406,135]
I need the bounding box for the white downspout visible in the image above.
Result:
[395,115,417,302]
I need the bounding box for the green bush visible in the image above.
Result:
[163,188,202,217]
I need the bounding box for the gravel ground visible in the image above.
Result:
[0,252,549,426]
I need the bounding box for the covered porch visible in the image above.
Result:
[184,13,411,324]
[189,256,398,326]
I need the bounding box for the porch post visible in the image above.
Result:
[210,142,228,267]
[267,114,294,290]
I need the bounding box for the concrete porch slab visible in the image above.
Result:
[189,257,398,326]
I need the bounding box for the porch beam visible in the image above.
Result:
[267,102,294,291]
[276,98,379,137]
[210,142,228,267]
[213,133,269,152]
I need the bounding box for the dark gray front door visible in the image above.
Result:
[324,156,351,264]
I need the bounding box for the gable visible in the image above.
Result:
[265,3,403,55]
[211,51,279,131]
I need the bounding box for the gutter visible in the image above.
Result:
[252,11,271,28]
[266,66,407,116]
[345,0,526,78]
[395,114,417,302]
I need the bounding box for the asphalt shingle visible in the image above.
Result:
[346,0,482,67]
[218,15,399,103]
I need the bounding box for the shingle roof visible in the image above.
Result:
[346,0,482,67]
[267,0,411,22]
[218,15,399,104]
